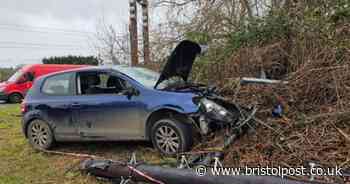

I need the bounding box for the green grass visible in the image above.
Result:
[0,104,163,184]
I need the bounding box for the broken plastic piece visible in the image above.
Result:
[178,155,190,169]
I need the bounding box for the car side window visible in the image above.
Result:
[26,72,35,81]
[17,72,34,84]
[42,73,74,95]
[77,72,131,95]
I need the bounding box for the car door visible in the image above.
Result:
[71,71,144,140]
[40,72,78,140]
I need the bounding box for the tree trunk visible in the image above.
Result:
[240,0,253,19]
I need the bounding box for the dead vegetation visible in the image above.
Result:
[145,35,350,170]
[139,1,350,183]
[146,3,350,181]
[201,26,350,172]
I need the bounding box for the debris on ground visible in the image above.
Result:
[80,157,327,184]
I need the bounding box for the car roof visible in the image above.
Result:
[20,64,88,71]
[38,65,133,79]
[34,65,160,92]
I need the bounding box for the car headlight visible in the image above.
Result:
[200,98,232,122]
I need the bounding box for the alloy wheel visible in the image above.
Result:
[30,121,50,148]
[155,125,180,154]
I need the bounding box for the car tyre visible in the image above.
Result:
[27,119,54,150]
[8,93,22,103]
[151,118,193,155]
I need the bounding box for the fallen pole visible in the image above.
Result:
[80,159,330,184]
[241,77,288,85]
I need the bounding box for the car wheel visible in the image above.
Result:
[8,93,22,103]
[27,119,54,150]
[151,118,193,155]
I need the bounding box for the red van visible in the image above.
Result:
[0,64,87,103]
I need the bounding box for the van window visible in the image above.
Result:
[16,72,35,84]
[42,73,74,95]
[7,70,23,82]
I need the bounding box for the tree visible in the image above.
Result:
[92,19,130,65]
[42,56,99,65]
[0,68,16,82]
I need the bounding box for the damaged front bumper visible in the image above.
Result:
[182,102,258,166]
[223,105,257,148]
[190,97,258,139]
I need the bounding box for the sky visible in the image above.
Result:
[0,0,131,67]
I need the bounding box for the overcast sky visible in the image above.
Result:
[0,0,132,67]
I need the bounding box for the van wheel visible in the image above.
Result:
[27,119,54,150]
[151,118,193,155]
[8,93,22,103]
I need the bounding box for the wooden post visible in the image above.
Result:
[129,0,139,66]
[141,0,150,64]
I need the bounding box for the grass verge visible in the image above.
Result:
[0,104,163,184]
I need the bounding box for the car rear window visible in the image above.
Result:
[42,73,74,95]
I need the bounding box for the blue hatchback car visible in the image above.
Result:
[22,41,244,154]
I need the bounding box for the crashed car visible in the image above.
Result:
[22,40,255,155]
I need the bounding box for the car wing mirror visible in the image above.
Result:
[123,87,139,98]
[27,72,35,82]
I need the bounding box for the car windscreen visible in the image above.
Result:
[7,70,23,82]
[114,66,160,89]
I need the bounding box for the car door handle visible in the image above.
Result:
[71,103,81,109]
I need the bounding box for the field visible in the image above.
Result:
[0,104,163,184]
